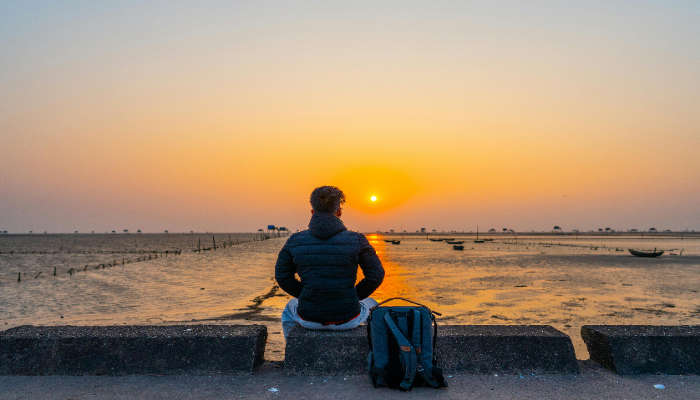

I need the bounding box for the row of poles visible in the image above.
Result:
[11,233,277,283]
[191,233,269,253]
[499,239,685,255]
[15,249,183,283]
[2,249,185,255]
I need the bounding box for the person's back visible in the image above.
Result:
[276,186,384,336]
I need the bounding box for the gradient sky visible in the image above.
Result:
[1,1,699,233]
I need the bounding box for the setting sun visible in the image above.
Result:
[370,195,378,202]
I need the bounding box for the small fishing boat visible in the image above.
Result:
[442,238,455,241]
[384,239,394,243]
[446,240,464,244]
[628,248,664,258]
[453,245,464,251]
[391,240,401,245]
[474,225,485,244]
[429,238,443,242]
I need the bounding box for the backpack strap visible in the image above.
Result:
[375,297,428,308]
[367,309,390,387]
[432,313,438,363]
[374,298,442,315]
[366,309,375,386]
[412,309,443,388]
[411,309,422,357]
[383,313,417,391]
[429,314,448,387]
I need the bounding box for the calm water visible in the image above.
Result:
[1,233,699,361]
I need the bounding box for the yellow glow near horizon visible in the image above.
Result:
[325,165,422,216]
[2,3,699,232]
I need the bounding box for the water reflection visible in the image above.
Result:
[364,235,412,300]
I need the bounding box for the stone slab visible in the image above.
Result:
[284,325,578,375]
[284,326,367,375]
[0,325,267,375]
[436,325,578,374]
[581,325,700,375]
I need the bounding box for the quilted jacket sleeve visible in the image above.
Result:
[275,243,302,298]
[355,234,385,299]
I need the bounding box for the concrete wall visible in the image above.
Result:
[284,325,578,375]
[0,325,267,375]
[582,325,700,375]
[2,324,698,375]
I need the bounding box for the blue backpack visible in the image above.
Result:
[367,298,448,390]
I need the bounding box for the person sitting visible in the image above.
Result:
[276,185,384,337]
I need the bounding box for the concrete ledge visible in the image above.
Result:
[581,325,700,375]
[436,325,578,374]
[284,326,367,375]
[284,325,578,375]
[0,325,267,375]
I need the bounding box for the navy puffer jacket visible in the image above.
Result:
[275,212,385,323]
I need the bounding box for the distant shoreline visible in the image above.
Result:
[372,231,700,238]
[1,231,699,238]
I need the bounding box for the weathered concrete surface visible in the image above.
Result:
[284,325,578,375]
[436,325,578,374]
[581,325,700,375]
[1,361,699,400]
[284,326,367,375]
[0,325,267,375]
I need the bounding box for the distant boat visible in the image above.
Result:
[391,240,401,245]
[628,248,664,258]
[442,238,455,241]
[446,240,464,244]
[384,239,394,243]
[429,238,443,242]
[474,225,484,243]
[453,245,464,251]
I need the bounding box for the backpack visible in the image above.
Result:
[367,297,448,390]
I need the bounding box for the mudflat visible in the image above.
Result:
[2,233,699,360]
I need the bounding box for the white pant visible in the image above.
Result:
[281,297,378,338]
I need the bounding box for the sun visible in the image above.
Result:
[370,195,378,202]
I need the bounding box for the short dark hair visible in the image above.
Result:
[310,186,345,213]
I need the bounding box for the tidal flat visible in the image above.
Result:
[1,233,699,360]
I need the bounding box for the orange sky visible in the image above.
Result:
[1,2,699,232]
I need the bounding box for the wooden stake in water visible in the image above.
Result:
[53,266,57,277]
[213,235,216,250]
[17,272,21,282]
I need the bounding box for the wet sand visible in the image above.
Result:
[1,233,699,361]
